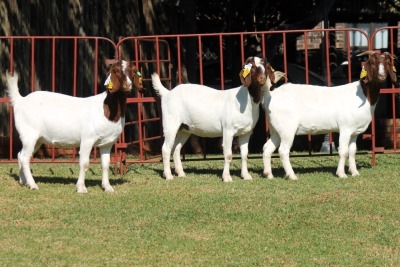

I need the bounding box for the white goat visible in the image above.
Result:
[6,60,144,193]
[152,57,276,182]
[262,51,399,179]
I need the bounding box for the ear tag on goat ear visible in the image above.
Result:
[270,66,275,72]
[104,74,113,89]
[360,67,367,79]
[393,66,397,73]
[242,63,252,78]
[135,71,143,84]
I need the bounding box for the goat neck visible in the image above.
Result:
[103,90,127,122]
[239,56,269,104]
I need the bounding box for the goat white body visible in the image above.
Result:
[152,75,260,182]
[7,74,125,193]
[13,91,124,148]
[162,84,258,137]
[263,81,374,179]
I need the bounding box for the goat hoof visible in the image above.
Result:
[263,172,274,180]
[77,186,88,194]
[222,175,233,182]
[336,172,348,179]
[350,171,360,177]
[287,174,298,180]
[163,172,174,180]
[242,174,252,180]
[28,184,39,190]
[176,172,186,178]
[103,185,115,193]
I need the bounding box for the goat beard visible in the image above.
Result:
[103,92,126,122]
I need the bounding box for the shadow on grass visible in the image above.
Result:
[248,158,372,178]
[124,155,373,180]
[178,166,223,177]
[8,169,129,189]
[176,159,372,180]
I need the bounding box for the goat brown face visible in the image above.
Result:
[127,66,145,93]
[239,57,268,88]
[383,52,399,87]
[104,60,131,94]
[357,51,398,86]
[239,57,270,104]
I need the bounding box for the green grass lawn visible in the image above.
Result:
[1,152,400,266]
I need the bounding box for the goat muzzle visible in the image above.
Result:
[258,75,267,85]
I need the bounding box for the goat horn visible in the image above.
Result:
[356,51,375,57]
[384,52,397,60]
[274,71,286,82]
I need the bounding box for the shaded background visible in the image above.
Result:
[2,0,400,156]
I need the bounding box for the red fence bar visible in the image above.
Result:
[389,27,397,151]
[9,38,14,160]
[52,38,56,92]
[346,31,352,84]
[198,35,204,85]
[261,33,266,59]
[176,36,182,84]
[219,34,224,90]
[30,38,35,93]
[240,34,245,64]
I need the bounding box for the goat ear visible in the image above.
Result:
[361,62,371,83]
[266,63,275,84]
[239,70,251,87]
[389,65,400,87]
[357,51,375,57]
[274,71,286,83]
[109,69,120,92]
[132,68,145,92]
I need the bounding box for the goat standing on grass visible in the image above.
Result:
[262,51,399,180]
[152,57,276,182]
[7,60,144,193]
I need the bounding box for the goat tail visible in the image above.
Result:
[6,71,21,105]
[151,73,170,98]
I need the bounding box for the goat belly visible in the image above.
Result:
[180,123,223,138]
[39,134,81,147]
[180,112,225,137]
[296,123,339,135]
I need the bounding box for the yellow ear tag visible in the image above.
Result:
[104,74,113,89]
[360,68,367,79]
[138,77,142,85]
[106,80,113,89]
[242,63,252,78]
[393,66,397,73]
[270,66,275,72]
